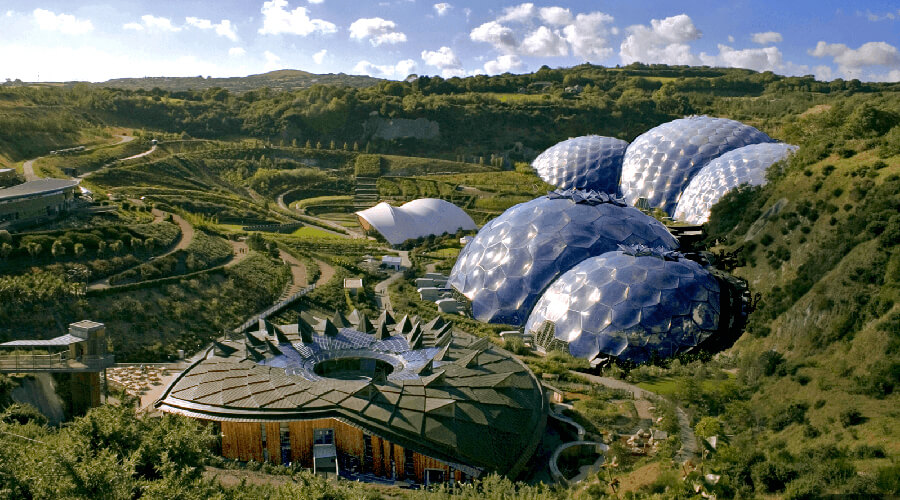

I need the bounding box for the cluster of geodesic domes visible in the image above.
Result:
[449,116,789,364]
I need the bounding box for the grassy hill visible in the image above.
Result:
[81,69,383,93]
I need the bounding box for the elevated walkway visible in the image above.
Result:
[0,353,114,373]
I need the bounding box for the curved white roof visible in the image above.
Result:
[356,198,476,245]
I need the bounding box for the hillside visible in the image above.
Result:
[83,69,383,92]
[0,64,897,497]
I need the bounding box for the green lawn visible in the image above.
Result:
[290,226,342,239]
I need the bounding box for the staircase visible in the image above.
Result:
[354,177,379,208]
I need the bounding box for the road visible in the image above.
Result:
[570,370,699,463]
[22,135,136,182]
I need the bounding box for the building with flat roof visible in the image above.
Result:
[0,178,80,229]
[156,311,546,484]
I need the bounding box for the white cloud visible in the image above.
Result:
[620,14,702,65]
[228,47,246,57]
[6,10,14,17]
[727,35,734,43]
[258,0,336,36]
[434,3,451,16]
[751,31,782,45]
[498,3,536,23]
[539,7,572,26]
[484,54,524,75]
[520,26,567,57]
[809,40,900,79]
[313,49,327,64]
[186,17,238,41]
[860,9,899,21]
[123,22,144,31]
[32,8,93,35]
[563,12,615,60]
[349,17,406,46]
[138,14,181,32]
[263,50,282,70]
[701,45,786,73]
[421,46,464,77]
[353,59,416,79]
[470,21,518,53]
[470,7,614,61]
[309,0,324,3]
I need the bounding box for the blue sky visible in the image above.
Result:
[1,0,898,82]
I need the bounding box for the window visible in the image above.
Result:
[314,428,334,445]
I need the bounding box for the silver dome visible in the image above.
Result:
[619,116,773,216]
[525,245,721,364]
[673,143,798,224]
[448,190,678,326]
[532,135,629,193]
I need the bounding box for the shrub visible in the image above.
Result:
[354,154,382,176]
[839,408,864,427]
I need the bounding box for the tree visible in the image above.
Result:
[305,139,311,149]
[97,241,107,256]
[0,230,10,244]
[695,416,723,440]
[0,243,12,259]
[26,242,42,260]
[73,243,86,259]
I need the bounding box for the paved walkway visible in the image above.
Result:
[86,210,195,290]
[570,370,698,463]
[278,250,309,297]
[374,272,404,315]
[22,135,137,182]
[276,189,364,239]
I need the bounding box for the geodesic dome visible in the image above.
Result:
[531,135,629,193]
[673,142,798,224]
[619,116,773,216]
[525,245,721,364]
[448,189,678,326]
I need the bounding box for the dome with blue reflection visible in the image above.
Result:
[448,189,678,326]
[525,245,721,364]
[532,135,629,193]
[674,142,798,224]
[619,116,773,216]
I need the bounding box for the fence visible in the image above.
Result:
[0,353,115,372]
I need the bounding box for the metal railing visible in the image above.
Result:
[232,284,317,335]
[0,353,115,372]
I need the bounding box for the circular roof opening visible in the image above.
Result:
[313,356,397,381]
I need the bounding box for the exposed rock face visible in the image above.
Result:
[364,117,440,140]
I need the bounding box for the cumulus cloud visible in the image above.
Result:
[620,14,701,65]
[33,8,93,35]
[751,31,782,45]
[186,17,238,41]
[434,3,451,16]
[349,17,406,46]
[860,9,899,21]
[498,3,536,23]
[263,50,281,70]
[701,45,787,73]
[421,46,465,77]
[137,14,181,32]
[470,21,518,53]
[471,5,614,61]
[309,0,324,3]
[484,54,524,75]
[539,6,572,26]
[353,59,416,79]
[520,26,567,57]
[563,12,615,59]
[258,0,336,36]
[228,47,246,56]
[313,49,327,64]
[809,40,900,79]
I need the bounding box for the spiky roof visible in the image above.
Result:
[155,311,546,477]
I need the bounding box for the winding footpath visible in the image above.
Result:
[569,370,699,464]
[23,135,137,182]
[86,210,195,291]
[276,189,364,239]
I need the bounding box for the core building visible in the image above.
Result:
[156,312,546,485]
[0,178,80,229]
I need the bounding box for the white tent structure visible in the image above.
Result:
[356,199,476,245]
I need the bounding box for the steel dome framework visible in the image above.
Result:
[673,142,798,224]
[619,116,773,216]
[448,189,678,326]
[531,135,629,193]
[525,245,721,364]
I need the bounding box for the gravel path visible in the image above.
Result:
[570,370,698,463]
[86,210,195,290]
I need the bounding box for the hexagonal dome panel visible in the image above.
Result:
[448,189,678,325]
[673,142,798,224]
[532,135,629,193]
[525,245,721,364]
[619,116,773,216]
